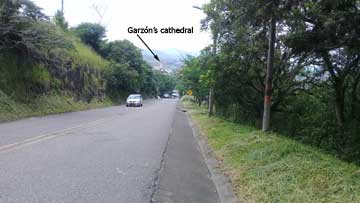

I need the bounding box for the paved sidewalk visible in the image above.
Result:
[152,106,219,203]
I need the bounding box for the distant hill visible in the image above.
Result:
[142,49,198,73]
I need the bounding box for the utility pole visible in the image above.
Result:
[208,31,217,116]
[262,10,276,132]
[61,0,64,13]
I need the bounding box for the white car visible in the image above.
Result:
[171,93,179,98]
[126,94,143,107]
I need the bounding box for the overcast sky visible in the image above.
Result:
[32,0,211,53]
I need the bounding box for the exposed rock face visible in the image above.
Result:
[45,56,106,102]
[0,53,106,103]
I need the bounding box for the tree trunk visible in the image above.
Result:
[334,80,345,129]
[262,13,276,132]
[208,87,214,115]
[333,79,347,151]
[351,74,360,118]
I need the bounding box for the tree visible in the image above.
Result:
[179,56,209,106]
[73,23,106,53]
[0,0,69,56]
[285,0,360,133]
[140,62,157,96]
[195,0,360,160]
[154,70,177,96]
[53,10,68,30]
[201,0,302,131]
[100,39,159,97]
[104,62,139,98]
[18,0,49,20]
[101,40,143,72]
[201,1,224,116]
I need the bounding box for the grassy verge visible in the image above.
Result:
[183,101,360,203]
[0,93,115,122]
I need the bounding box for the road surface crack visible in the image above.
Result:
[149,113,176,203]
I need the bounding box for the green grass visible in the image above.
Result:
[0,92,114,122]
[183,101,360,203]
[68,37,108,69]
[0,23,111,122]
[50,31,109,70]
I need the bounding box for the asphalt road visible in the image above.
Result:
[0,99,178,203]
[0,99,219,203]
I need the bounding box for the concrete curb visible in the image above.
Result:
[185,112,238,203]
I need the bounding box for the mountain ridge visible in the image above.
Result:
[142,49,198,72]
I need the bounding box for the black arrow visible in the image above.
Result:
[137,34,160,62]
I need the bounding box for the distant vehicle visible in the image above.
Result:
[171,90,180,99]
[163,94,170,98]
[171,93,179,98]
[126,94,143,107]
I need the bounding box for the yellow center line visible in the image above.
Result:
[0,116,116,154]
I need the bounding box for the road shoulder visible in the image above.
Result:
[152,105,220,203]
[187,112,238,203]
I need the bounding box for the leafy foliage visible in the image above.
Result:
[0,0,69,58]
[181,0,360,162]
[73,23,106,53]
[154,70,177,96]
[0,0,173,108]
[53,10,68,30]
[104,62,139,98]
[0,0,112,103]
[100,39,161,98]
[178,55,209,106]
